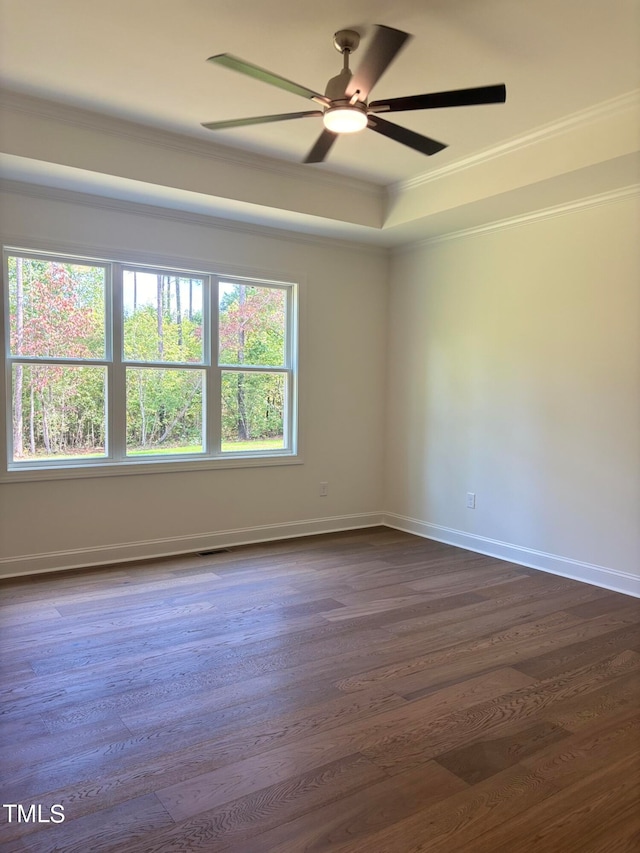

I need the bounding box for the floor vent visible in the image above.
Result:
[198,548,231,556]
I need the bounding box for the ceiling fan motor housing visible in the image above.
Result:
[323,68,367,133]
[324,68,354,101]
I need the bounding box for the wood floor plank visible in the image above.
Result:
[316,590,485,633]
[332,583,417,604]
[359,650,640,774]
[325,762,561,853]
[565,591,640,619]
[7,624,426,733]
[513,621,640,680]
[127,684,407,774]
[1,527,637,852]
[1,620,393,720]
[19,608,331,677]
[434,720,571,785]
[459,753,640,853]
[336,609,584,695]
[385,583,606,638]
[120,752,388,853]
[3,794,174,853]
[9,687,403,803]
[6,682,422,822]
[406,566,529,596]
[320,593,440,621]
[154,668,533,822]
[0,713,133,776]
[547,671,639,731]
[521,706,640,787]
[362,609,638,701]
[227,760,467,853]
[475,572,590,600]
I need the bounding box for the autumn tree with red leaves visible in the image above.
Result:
[219,283,286,443]
[9,258,105,458]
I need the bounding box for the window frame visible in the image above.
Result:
[1,247,300,482]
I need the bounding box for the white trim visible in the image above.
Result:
[0,513,385,578]
[394,185,640,253]
[390,89,640,196]
[3,513,638,598]
[0,89,382,198]
[4,87,638,202]
[0,180,387,255]
[0,453,303,483]
[383,513,640,599]
[0,229,309,293]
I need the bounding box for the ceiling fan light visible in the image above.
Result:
[323,106,367,134]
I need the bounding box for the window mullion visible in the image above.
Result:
[109,264,126,462]
[2,345,10,472]
[208,276,221,455]
[7,356,110,368]
[284,284,295,454]
[217,364,288,373]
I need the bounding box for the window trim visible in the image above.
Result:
[1,247,300,482]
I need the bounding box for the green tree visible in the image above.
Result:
[219,284,286,444]
[8,258,106,458]
[123,274,204,452]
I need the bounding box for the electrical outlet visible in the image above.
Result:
[466,492,476,509]
[319,482,329,497]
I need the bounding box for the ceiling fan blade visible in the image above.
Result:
[202,111,323,131]
[346,25,411,101]
[304,129,338,163]
[207,54,331,106]
[367,116,447,156]
[370,84,507,113]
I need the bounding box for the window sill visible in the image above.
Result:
[1,452,303,483]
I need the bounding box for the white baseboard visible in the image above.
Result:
[3,511,638,600]
[383,513,640,598]
[0,513,385,578]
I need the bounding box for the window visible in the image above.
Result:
[2,249,298,478]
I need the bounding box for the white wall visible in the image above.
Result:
[385,195,640,592]
[0,189,388,574]
[2,186,639,594]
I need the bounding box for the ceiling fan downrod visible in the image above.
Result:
[323,28,366,127]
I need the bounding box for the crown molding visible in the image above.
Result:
[390,89,640,198]
[4,178,637,257]
[2,87,637,222]
[394,184,640,253]
[0,178,387,255]
[0,88,383,200]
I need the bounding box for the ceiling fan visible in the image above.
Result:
[201,25,506,164]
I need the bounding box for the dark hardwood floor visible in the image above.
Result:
[1,527,638,852]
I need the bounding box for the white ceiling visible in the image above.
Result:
[0,0,639,243]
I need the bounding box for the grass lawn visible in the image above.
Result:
[128,437,284,455]
[20,437,285,462]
